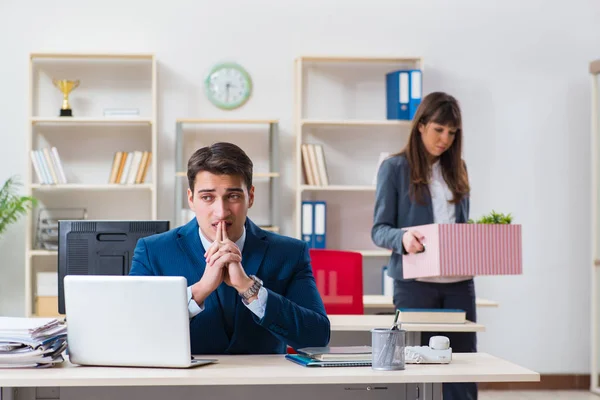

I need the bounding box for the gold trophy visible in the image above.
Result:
[52,79,80,117]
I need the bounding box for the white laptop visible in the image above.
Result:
[64,275,216,368]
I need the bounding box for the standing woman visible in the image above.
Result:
[372,92,476,399]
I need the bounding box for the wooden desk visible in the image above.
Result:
[363,295,499,314]
[0,353,539,400]
[328,314,485,347]
[329,314,484,333]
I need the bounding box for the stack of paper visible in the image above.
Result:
[0,317,67,368]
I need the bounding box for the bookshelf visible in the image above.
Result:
[24,53,158,317]
[174,119,280,233]
[31,117,152,125]
[301,119,412,127]
[590,58,600,395]
[293,55,422,259]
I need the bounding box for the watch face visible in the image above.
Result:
[205,63,252,110]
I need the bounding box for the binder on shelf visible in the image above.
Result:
[301,201,327,249]
[301,201,314,247]
[313,201,326,249]
[386,69,422,120]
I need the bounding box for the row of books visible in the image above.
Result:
[301,143,329,186]
[301,145,390,187]
[108,151,152,184]
[30,148,67,185]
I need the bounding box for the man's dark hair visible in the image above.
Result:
[187,142,253,194]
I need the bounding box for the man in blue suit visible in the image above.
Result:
[130,142,330,354]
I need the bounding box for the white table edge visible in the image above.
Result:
[362,295,499,309]
[328,316,486,332]
[0,353,538,388]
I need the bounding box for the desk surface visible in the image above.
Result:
[0,353,539,387]
[328,315,485,332]
[363,295,499,309]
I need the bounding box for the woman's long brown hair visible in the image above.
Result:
[397,92,470,205]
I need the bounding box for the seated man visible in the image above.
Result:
[130,142,330,354]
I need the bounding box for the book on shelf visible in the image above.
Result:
[301,143,328,186]
[30,147,67,185]
[108,150,152,184]
[103,108,140,117]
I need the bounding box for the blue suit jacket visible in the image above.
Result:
[129,217,331,355]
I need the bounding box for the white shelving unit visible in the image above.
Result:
[301,119,412,127]
[31,117,153,125]
[25,53,158,317]
[590,58,600,395]
[293,55,422,258]
[174,119,280,233]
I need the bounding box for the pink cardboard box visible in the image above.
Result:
[402,223,522,279]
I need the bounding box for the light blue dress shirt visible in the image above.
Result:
[186,225,268,319]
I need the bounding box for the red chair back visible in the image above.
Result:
[309,249,364,315]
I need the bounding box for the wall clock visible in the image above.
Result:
[204,62,252,110]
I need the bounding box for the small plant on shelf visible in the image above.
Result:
[468,210,513,224]
[0,176,36,239]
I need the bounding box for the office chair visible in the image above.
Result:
[309,249,364,315]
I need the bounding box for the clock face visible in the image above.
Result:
[205,63,252,110]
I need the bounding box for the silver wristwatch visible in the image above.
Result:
[240,275,263,300]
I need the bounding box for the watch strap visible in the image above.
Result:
[240,275,263,300]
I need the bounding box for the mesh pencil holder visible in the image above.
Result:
[371,328,406,370]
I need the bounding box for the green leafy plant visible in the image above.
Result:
[468,210,513,224]
[0,177,36,237]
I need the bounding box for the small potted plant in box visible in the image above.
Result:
[402,209,522,279]
[468,210,513,224]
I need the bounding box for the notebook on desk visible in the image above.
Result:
[296,346,372,361]
[285,354,371,367]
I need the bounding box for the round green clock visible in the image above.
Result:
[204,62,253,110]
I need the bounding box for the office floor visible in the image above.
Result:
[480,391,598,399]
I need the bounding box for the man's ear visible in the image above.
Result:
[187,188,194,210]
[248,186,255,208]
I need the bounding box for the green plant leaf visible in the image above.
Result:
[471,210,513,224]
[0,176,37,237]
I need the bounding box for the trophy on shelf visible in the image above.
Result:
[52,79,80,117]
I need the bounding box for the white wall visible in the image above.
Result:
[1,0,598,374]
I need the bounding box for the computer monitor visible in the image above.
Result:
[57,220,170,314]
